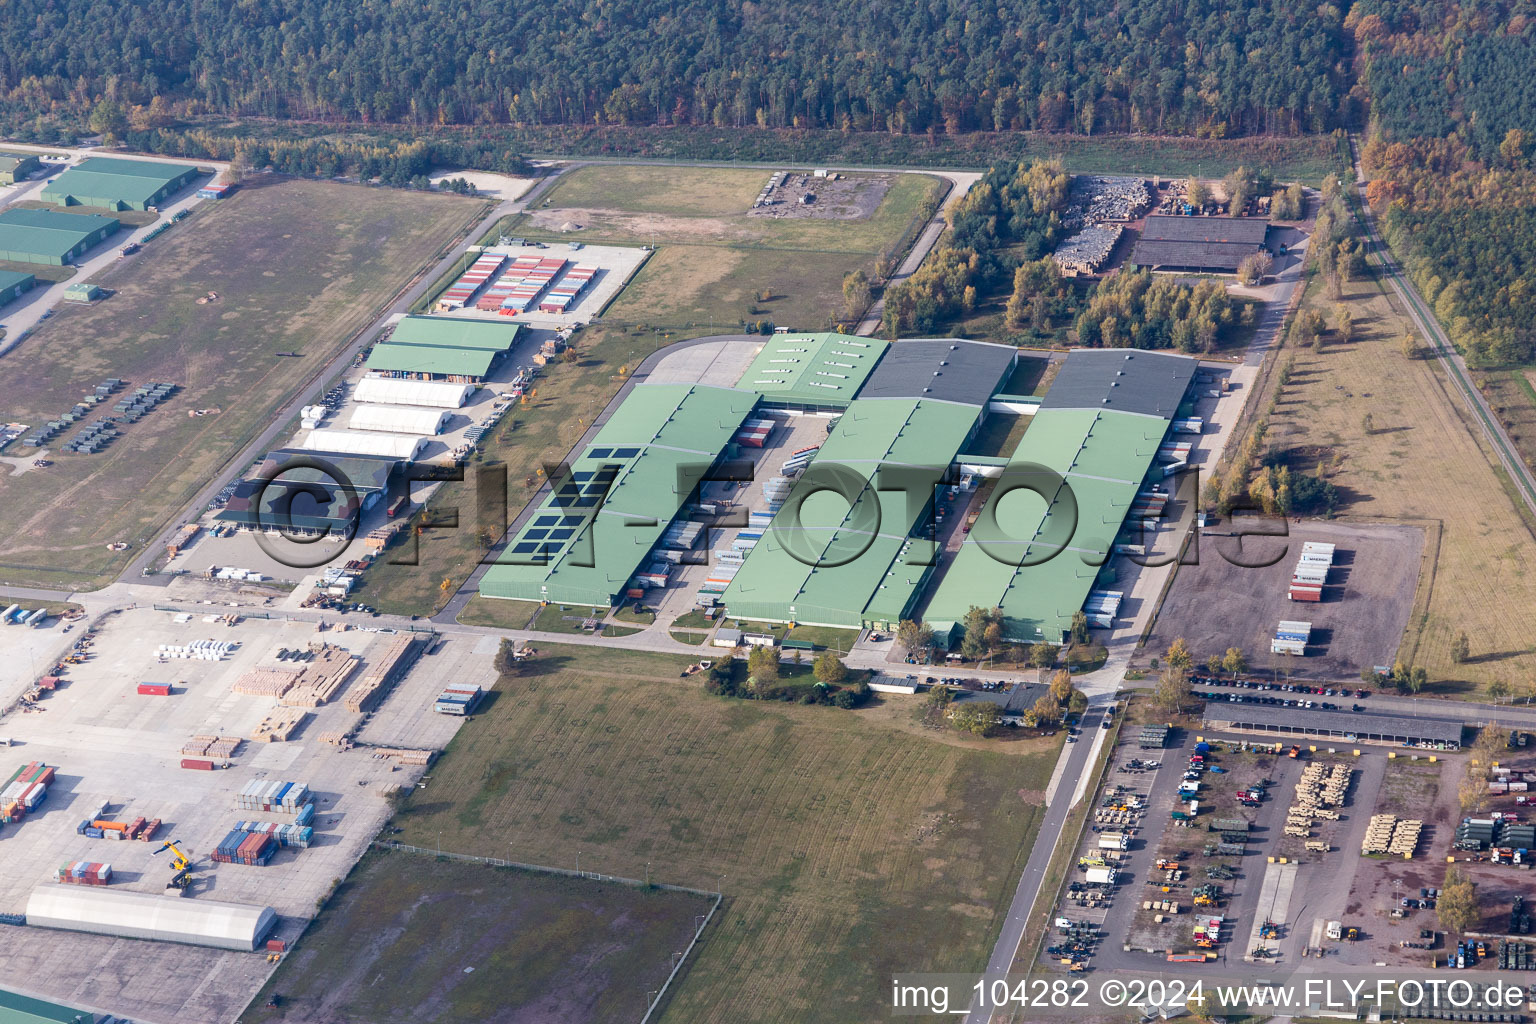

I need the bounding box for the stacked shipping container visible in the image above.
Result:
[1288,541,1334,602]
[474,256,541,311]
[433,684,483,715]
[232,820,314,848]
[500,258,567,315]
[234,780,314,823]
[1271,620,1312,656]
[1,761,55,822]
[213,829,276,866]
[55,861,111,885]
[436,253,507,310]
[537,264,596,314]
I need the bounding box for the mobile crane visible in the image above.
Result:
[151,840,195,893]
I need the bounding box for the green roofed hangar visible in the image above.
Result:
[365,314,521,383]
[720,340,1017,629]
[41,157,199,212]
[0,150,42,184]
[479,382,759,606]
[0,207,119,265]
[474,337,1196,640]
[738,332,887,411]
[924,348,1198,645]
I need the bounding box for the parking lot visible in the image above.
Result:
[0,607,493,1021]
[1041,697,1509,981]
[1148,520,1424,679]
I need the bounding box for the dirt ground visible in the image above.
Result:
[748,172,892,220]
[1148,519,1424,680]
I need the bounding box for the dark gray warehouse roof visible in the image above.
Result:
[856,339,1015,406]
[1138,216,1270,244]
[1131,215,1270,271]
[1204,702,1463,746]
[1038,348,1196,418]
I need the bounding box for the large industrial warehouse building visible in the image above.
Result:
[41,157,199,211]
[354,377,474,409]
[720,340,1017,628]
[214,448,401,537]
[479,382,760,605]
[0,208,119,265]
[924,348,1197,644]
[24,886,276,950]
[1130,215,1270,272]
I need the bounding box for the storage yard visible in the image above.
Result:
[1146,520,1424,679]
[1043,702,1509,979]
[429,241,648,328]
[0,606,493,1022]
[0,179,486,591]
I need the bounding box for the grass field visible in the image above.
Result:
[362,166,939,617]
[0,178,485,591]
[1265,271,1536,695]
[391,644,1060,1023]
[243,850,709,1024]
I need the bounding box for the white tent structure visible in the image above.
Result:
[301,429,426,460]
[25,887,276,951]
[348,404,451,435]
[354,376,474,409]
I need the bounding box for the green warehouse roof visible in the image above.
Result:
[0,152,39,174]
[736,333,888,408]
[924,349,1196,643]
[0,269,36,293]
[0,208,118,263]
[388,315,520,352]
[479,383,758,606]
[721,397,987,629]
[365,341,498,379]
[0,987,95,1024]
[41,157,197,209]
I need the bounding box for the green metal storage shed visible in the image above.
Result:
[41,157,198,211]
[0,208,120,265]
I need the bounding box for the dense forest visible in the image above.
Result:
[1364,136,1536,367]
[0,0,1352,137]
[1348,0,1536,162]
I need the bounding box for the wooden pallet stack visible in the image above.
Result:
[233,667,301,698]
[279,645,361,707]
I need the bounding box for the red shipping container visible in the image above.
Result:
[137,683,171,696]
[267,939,286,952]
[1288,589,1322,602]
[180,758,214,770]
[140,818,161,841]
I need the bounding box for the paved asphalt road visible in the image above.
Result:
[961,705,1107,1023]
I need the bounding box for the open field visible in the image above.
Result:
[535,164,767,218]
[0,179,486,591]
[1261,270,1536,694]
[243,850,709,1024]
[391,644,1060,1023]
[522,164,943,257]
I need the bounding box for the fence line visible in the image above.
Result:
[372,841,720,1022]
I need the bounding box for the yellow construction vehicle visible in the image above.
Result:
[152,840,195,891]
